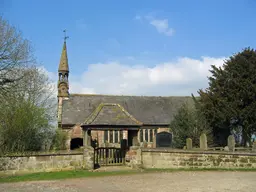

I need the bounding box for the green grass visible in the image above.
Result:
[0,169,140,183]
[1,167,256,183]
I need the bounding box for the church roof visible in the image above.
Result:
[61,94,193,126]
[83,103,143,126]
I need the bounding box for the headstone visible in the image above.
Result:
[132,136,140,146]
[228,135,235,152]
[156,131,172,148]
[252,142,256,152]
[186,138,192,150]
[200,133,208,150]
[224,146,229,151]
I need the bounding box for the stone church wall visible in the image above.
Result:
[128,148,256,169]
[0,152,84,176]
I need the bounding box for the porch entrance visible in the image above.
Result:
[94,147,126,168]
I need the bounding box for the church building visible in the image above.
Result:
[57,39,192,150]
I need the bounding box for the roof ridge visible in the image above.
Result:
[83,103,143,125]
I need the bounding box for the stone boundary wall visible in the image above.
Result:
[139,148,256,169]
[0,151,84,175]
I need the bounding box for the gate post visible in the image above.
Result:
[83,146,94,170]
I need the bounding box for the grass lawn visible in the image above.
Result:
[0,169,140,183]
[1,167,256,183]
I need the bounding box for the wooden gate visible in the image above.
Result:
[94,147,126,168]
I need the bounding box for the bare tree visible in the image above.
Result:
[0,16,34,94]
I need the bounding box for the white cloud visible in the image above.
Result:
[136,15,174,36]
[150,19,174,36]
[55,56,226,96]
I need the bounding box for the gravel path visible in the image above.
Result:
[0,171,255,192]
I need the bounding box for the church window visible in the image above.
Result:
[104,130,108,142]
[120,131,123,141]
[145,129,148,141]
[109,131,113,143]
[114,130,118,143]
[149,129,153,142]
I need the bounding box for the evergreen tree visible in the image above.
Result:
[170,101,212,148]
[196,48,256,146]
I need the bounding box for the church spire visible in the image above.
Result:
[57,30,69,97]
[58,30,69,72]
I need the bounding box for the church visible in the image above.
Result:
[57,39,192,150]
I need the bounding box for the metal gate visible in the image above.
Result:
[94,147,126,168]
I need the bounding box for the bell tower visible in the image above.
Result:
[58,30,69,97]
[57,30,70,128]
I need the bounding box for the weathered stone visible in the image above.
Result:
[132,136,139,146]
[186,138,192,150]
[152,136,156,148]
[142,141,148,148]
[200,133,208,150]
[0,153,84,175]
[252,142,256,152]
[83,146,94,170]
[228,135,236,152]
[157,128,170,133]
[224,146,229,151]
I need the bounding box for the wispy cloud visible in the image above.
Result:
[135,15,174,36]
[149,19,174,36]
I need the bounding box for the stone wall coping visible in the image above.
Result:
[0,151,83,158]
[141,148,256,156]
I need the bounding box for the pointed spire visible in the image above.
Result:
[58,30,69,72]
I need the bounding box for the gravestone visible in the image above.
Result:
[200,133,208,150]
[224,146,229,151]
[186,138,192,150]
[252,142,256,152]
[228,135,235,152]
[156,131,172,148]
[132,136,140,146]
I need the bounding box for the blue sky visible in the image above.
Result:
[1,0,256,96]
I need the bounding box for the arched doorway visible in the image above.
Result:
[70,138,83,150]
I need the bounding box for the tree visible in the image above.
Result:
[170,101,212,148]
[0,16,33,95]
[0,67,56,154]
[196,48,256,146]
